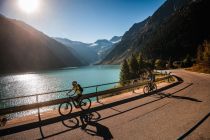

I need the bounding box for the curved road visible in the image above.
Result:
[1,70,210,140]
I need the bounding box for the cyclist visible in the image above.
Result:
[148,71,155,89]
[68,81,83,108]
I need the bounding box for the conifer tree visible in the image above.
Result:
[155,59,165,69]
[120,59,130,86]
[203,40,210,64]
[183,54,192,68]
[196,45,203,63]
[129,54,139,79]
[138,53,145,75]
[166,58,172,69]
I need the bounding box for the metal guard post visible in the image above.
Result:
[96,86,100,103]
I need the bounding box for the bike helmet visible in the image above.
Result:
[72,81,77,85]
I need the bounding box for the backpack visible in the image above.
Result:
[77,84,83,92]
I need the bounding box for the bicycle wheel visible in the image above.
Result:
[89,112,101,121]
[79,98,91,110]
[143,85,150,94]
[59,102,72,116]
[62,117,79,128]
[168,76,174,83]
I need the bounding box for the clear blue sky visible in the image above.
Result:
[0,0,165,43]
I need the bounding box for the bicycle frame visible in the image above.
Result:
[147,82,155,91]
[67,92,80,107]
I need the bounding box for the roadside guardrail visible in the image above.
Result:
[0,75,172,116]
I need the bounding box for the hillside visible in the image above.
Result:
[55,36,122,64]
[0,15,82,74]
[102,0,210,64]
[89,36,122,60]
[54,38,99,64]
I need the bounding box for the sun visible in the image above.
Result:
[18,0,40,14]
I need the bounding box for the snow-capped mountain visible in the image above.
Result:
[89,39,113,55]
[89,36,122,57]
[55,36,122,64]
[54,38,99,65]
[110,36,122,44]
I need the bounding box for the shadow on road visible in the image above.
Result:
[155,92,202,102]
[151,82,202,102]
[37,111,113,140]
[178,112,210,140]
[80,112,113,140]
[0,75,186,138]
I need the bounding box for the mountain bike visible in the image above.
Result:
[143,81,157,94]
[59,91,91,116]
[167,72,174,83]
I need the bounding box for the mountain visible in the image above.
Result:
[89,39,112,56]
[110,36,122,43]
[102,0,210,64]
[0,14,5,18]
[54,38,99,64]
[55,36,122,64]
[0,15,82,74]
[89,36,122,59]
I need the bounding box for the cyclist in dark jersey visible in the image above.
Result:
[69,81,83,107]
[148,71,155,88]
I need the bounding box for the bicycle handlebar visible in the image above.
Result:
[66,90,76,97]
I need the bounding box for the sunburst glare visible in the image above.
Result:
[18,0,40,14]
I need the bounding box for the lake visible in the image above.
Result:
[0,65,120,119]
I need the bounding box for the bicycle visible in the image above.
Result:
[167,72,174,83]
[59,91,91,116]
[143,81,157,94]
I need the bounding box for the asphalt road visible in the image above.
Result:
[1,69,210,140]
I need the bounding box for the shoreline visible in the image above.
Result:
[0,81,171,130]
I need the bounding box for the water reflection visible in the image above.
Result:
[0,65,120,119]
[0,73,62,99]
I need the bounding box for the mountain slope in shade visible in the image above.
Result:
[102,0,208,64]
[0,15,82,74]
[140,0,210,60]
[54,38,99,64]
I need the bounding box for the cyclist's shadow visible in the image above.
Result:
[80,112,113,140]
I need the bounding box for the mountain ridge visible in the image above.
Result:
[101,0,207,64]
[0,15,83,74]
[54,37,99,64]
[55,36,122,64]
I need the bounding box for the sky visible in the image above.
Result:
[0,0,166,43]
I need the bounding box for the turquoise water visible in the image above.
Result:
[0,65,120,119]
